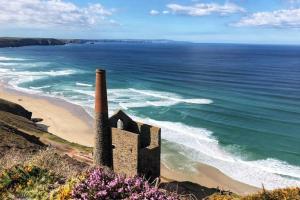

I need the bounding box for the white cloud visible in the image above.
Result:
[288,0,300,5]
[162,10,170,14]
[235,8,300,28]
[0,0,114,27]
[150,9,160,16]
[166,2,245,16]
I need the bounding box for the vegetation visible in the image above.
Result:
[207,187,300,200]
[72,168,178,200]
[0,165,60,200]
[0,149,179,200]
[1,149,299,200]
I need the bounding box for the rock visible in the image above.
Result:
[0,98,32,119]
[0,121,45,158]
[32,118,43,123]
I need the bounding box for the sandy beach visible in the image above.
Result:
[0,85,94,147]
[0,84,260,195]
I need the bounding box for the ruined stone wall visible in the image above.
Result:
[111,128,139,176]
[138,127,161,179]
[109,110,161,178]
[139,146,160,178]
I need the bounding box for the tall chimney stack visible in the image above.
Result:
[93,69,112,167]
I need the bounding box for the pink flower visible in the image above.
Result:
[72,167,178,200]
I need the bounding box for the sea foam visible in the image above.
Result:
[0,56,28,61]
[76,82,93,87]
[132,116,300,189]
[29,85,52,90]
[0,62,46,67]
[129,88,213,105]
[73,88,212,109]
[0,67,77,93]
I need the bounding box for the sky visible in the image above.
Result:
[0,0,300,44]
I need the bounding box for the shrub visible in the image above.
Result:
[0,165,62,200]
[72,167,179,200]
[244,187,300,200]
[50,178,79,200]
[207,187,300,200]
[0,149,33,172]
[28,147,89,179]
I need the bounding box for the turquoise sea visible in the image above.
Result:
[0,42,300,189]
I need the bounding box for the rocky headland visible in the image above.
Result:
[0,37,68,48]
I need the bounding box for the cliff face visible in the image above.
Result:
[0,121,45,158]
[0,37,66,48]
[0,99,46,159]
[0,99,90,168]
[0,99,32,119]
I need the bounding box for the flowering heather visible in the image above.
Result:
[72,168,179,200]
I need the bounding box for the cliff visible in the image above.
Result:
[0,98,48,159]
[0,37,66,48]
[0,38,182,48]
[0,99,32,119]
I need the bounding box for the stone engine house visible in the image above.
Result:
[93,69,161,179]
[109,110,161,178]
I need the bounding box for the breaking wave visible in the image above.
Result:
[0,56,28,61]
[29,85,52,90]
[132,117,300,189]
[73,88,213,110]
[128,88,213,105]
[0,65,77,91]
[76,82,93,87]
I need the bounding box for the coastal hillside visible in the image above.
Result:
[0,37,66,48]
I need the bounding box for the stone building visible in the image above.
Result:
[109,110,161,178]
[93,69,161,179]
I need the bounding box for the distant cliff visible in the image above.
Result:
[0,38,182,48]
[0,37,66,48]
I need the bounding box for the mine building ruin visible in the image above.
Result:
[93,69,161,178]
[109,110,161,178]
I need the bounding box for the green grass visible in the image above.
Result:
[45,133,92,153]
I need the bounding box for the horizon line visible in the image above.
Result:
[1,36,300,46]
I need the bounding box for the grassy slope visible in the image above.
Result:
[207,187,300,200]
[0,110,92,154]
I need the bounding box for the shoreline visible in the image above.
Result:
[0,84,260,195]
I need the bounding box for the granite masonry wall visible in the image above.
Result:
[109,110,161,179]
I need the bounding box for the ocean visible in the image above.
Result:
[0,42,300,189]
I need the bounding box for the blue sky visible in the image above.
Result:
[0,0,300,44]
